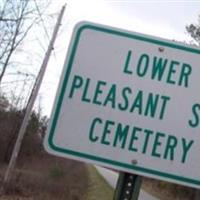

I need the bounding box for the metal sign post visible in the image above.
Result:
[114,172,142,200]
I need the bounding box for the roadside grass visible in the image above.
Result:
[0,155,89,200]
[0,156,114,200]
[1,154,198,200]
[85,165,114,200]
[142,177,197,200]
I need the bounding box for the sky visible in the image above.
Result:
[33,0,200,116]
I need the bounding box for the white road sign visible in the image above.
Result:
[44,21,200,188]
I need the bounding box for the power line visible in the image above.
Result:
[33,0,50,40]
[33,0,58,59]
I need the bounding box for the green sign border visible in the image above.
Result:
[47,21,200,187]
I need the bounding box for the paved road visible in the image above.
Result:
[95,166,159,200]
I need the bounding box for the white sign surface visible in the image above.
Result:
[44,21,200,188]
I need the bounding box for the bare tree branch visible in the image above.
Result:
[0,0,52,84]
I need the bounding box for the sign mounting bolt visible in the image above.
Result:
[131,159,138,165]
[158,47,164,52]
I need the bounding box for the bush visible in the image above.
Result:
[48,165,66,180]
[0,106,48,164]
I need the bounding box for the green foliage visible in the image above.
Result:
[186,15,200,45]
[48,164,66,180]
[0,93,9,110]
[0,95,48,163]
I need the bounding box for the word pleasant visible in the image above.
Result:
[69,75,170,120]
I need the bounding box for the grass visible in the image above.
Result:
[142,177,197,200]
[0,154,115,200]
[85,165,114,200]
[0,155,89,200]
[1,154,198,200]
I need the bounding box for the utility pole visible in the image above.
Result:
[2,4,66,188]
